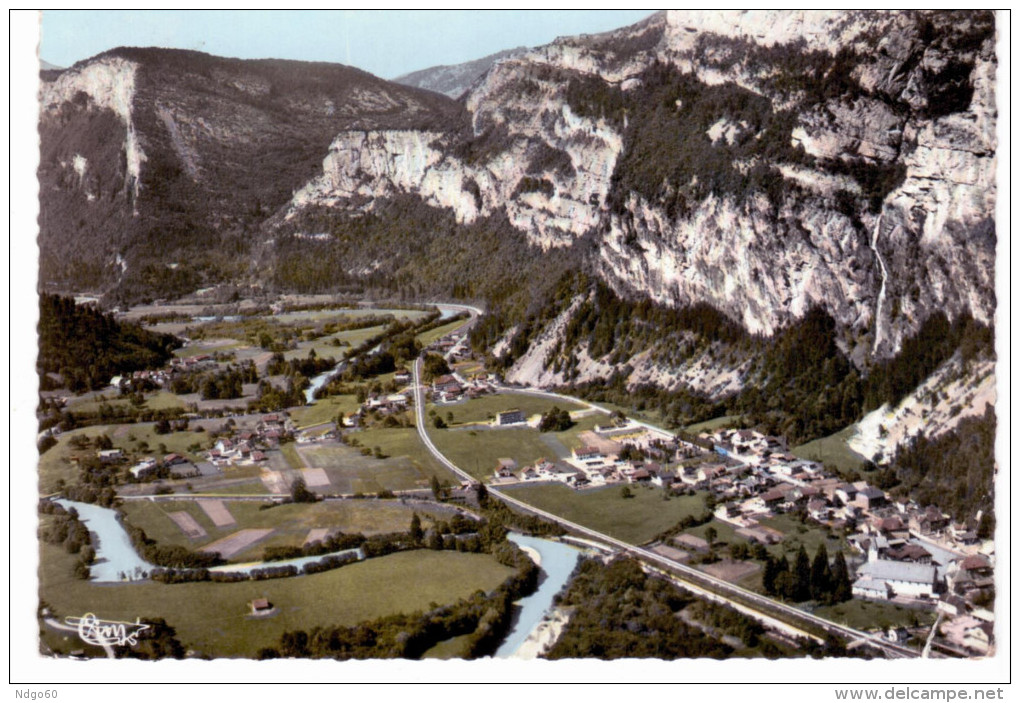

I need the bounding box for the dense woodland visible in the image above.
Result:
[889,407,996,525]
[37,294,181,392]
[545,557,741,659]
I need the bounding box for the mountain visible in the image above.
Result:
[394,47,528,99]
[40,59,64,71]
[37,47,466,299]
[37,12,998,450]
[280,10,996,362]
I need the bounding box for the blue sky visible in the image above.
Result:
[40,10,654,79]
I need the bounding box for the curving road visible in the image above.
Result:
[412,354,921,660]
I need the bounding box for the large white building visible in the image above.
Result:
[852,559,940,599]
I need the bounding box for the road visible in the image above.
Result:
[412,355,920,659]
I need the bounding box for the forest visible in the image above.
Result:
[37,294,181,392]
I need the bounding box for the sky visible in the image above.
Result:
[39,10,654,79]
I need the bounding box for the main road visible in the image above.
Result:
[411,355,921,659]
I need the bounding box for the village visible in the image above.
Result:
[479,419,996,656]
[53,305,994,658]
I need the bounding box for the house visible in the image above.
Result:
[163,453,186,466]
[886,627,910,645]
[98,449,124,463]
[394,370,412,385]
[963,622,994,655]
[853,559,939,599]
[496,409,527,426]
[432,375,461,395]
[885,544,933,564]
[855,487,887,511]
[673,534,710,553]
[250,598,273,615]
[834,484,858,506]
[630,468,651,483]
[938,594,969,617]
[697,464,728,483]
[494,458,517,479]
[573,446,604,463]
[129,458,158,479]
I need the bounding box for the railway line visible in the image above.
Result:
[412,356,923,660]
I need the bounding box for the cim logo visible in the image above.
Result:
[65,613,149,647]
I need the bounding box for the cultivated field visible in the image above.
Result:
[289,395,360,428]
[39,543,515,658]
[119,498,450,561]
[202,529,274,558]
[435,392,585,426]
[503,483,710,545]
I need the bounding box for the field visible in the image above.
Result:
[297,429,457,493]
[289,395,360,428]
[813,599,936,631]
[426,412,605,481]
[430,429,554,480]
[436,392,585,426]
[39,543,514,658]
[684,415,744,434]
[120,499,462,561]
[792,426,869,474]
[756,513,847,558]
[417,318,469,346]
[282,324,388,361]
[65,391,188,416]
[503,483,710,545]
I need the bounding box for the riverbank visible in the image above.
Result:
[517,545,542,568]
[511,607,570,659]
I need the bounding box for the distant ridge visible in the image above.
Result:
[394,47,527,99]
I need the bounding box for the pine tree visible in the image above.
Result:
[409,513,423,543]
[762,555,779,595]
[832,550,853,603]
[793,546,812,602]
[810,544,833,603]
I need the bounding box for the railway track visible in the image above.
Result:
[412,356,922,660]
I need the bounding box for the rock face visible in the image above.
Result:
[37,47,465,293]
[284,10,997,362]
[38,13,997,372]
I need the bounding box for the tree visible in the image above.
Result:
[409,513,423,543]
[810,544,833,603]
[762,555,780,595]
[705,526,718,546]
[977,512,995,540]
[792,546,812,602]
[476,482,490,508]
[433,416,447,429]
[620,486,634,499]
[430,475,442,501]
[290,476,317,503]
[831,551,852,603]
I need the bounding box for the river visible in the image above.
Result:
[54,499,364,583]
[55,499,155,582]
[494,533,581,658]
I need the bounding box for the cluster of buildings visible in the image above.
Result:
[430,372,500,405]
[492,422,683,488]
[204,414,293,467]
[705,427,996,654]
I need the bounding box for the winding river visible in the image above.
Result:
[54,499,363,582]
[53,500,577,657]
[494,533,581,658]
